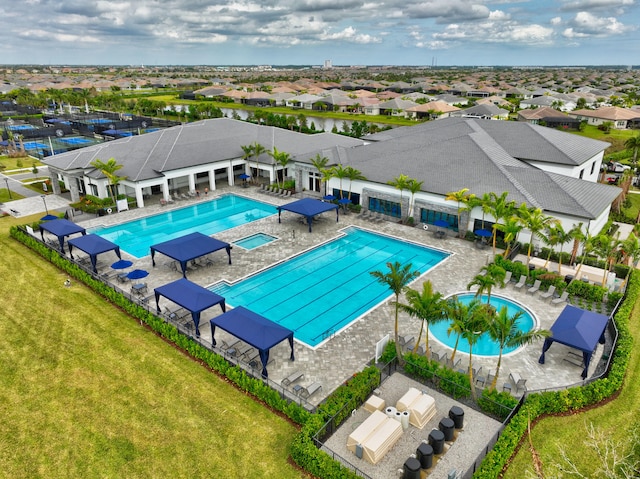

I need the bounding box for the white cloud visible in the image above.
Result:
[563,11,635,38]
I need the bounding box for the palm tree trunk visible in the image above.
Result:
[468,345,477,401]
[413,320,424,354]
[491,349,503,390]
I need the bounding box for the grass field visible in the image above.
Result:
[0,214,303,479]
[504,285,640,477]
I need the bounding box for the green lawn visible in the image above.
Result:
[0,214,303,479]
[504,286,640,477]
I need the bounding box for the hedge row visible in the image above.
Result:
[10,226,382,478]
[473,269,637,478]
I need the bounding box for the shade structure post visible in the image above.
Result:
[209,319,217,346]
[538,337,553,364]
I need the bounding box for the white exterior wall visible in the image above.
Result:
[524,151,604,182]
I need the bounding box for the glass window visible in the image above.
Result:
[308,171,321,192]
[420,209,458,232]
[368,197,401,218]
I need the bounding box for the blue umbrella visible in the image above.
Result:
[41,214,58,221]
[323,194,336,201]
[239,173,251,180]
[338,198,351,205]
[127,269,149,281]
[474,229,492,237]
[433,219,449,228]
[111,259,133,270]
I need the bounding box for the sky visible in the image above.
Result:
[3,0,639,67]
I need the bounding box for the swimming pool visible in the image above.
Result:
[210,227,450,347]
[90,195,277,258]
[429,293,535,357]
[233,233,278,250]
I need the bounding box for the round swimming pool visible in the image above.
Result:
[429,293,536,357]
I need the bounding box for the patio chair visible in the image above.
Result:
[514,275,527,289]
[173,192,183,202]
[509,372,527,393]
[220,338,241,352]
[281,370,304,387]
[527,279,542,294]
[399,335,414,350]
[503,271,512,285]
[295,382,322,399]
[181,193,190,200]
[552,291,569,304]
[446,356,461,369]
[539,285,556,300]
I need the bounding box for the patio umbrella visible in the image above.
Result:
[474,229,492,238]
[40,214,58,221]
[323,194,336,201]
[338,198,351,205]
[127,269,149,282]
[239,173,251,180]
[111,259,133,270]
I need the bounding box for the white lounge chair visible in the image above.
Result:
[296,382,322,399]
[281,370,304,387]
[509,372,527,393]
[539,285,556,300]
[552,291,569,304]
[514,275,527,289]
[503,270,512,285]
[527,279,542,294]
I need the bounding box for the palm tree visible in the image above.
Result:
[619,233,640,288]
[573,231,596,283]
[593,233,622,287]
[460,303,492,400]
[320,167,335,197]
[388,174,410,221]
[567,222,586,266]
[494,215,523,259]
[467,273,498,304]
[310,153,330,194]
[624,133,640,167]
[488,191,515,253]
[445,188,472,238]
[398,281,447,355]
[406,178,423,222]
[517,203,557,268]
[370,261,420,364]
[446,296,482,366]
[251,142,266,184]
[90,158,126,206]
[344,166,366,201]
[241,144,254,179]
[486,306,550,390]
[332,164,348,199]
[551,224,571,275]
[268,147,291,188]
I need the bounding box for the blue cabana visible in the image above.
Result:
[39,218,86,253]
[150,232,232,278]
[68,234,122,273]
[538,304,609,379]
[210,306,294,378]
[154,278,226,336]
[277,197,339,232]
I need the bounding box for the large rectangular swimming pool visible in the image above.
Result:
[211,227,450,348]
[90,195,277,258]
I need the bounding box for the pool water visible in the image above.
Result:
[211,227,450,347]
[234,233,277,250]
[91,195,277,258]
[429,293,535,357]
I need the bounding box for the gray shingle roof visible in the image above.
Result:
[43,119,364,182]
[328,118,618,220]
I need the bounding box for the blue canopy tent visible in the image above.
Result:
[210,306,294,378]
[39,218,86,253]
[150,232,232,278]
[277,197,339,232]
[154,278,226,336]
[68,234,122,273]
[538,304,609,379]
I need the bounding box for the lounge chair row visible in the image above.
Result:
[259,184,292,198]
[359,209,384,223]
[511,275,569,304]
